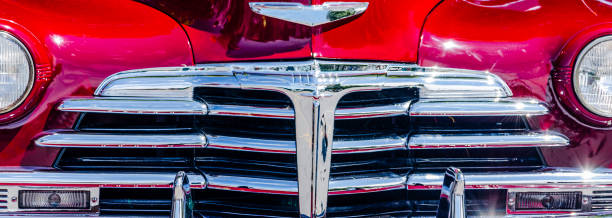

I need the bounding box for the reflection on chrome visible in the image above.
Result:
[408,132,569,149]
[436,167,465,218]
[36,131,207,148]
[171,171,193,218]
[409,98,548,116]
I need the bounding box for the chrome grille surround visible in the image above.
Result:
[38,59,576,217]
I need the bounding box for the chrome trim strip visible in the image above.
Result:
[60,97,296,119]
[0,171,206,188]
[58,98,207,115]
[204,172,405,196]
[207,104,294,119]
[36,131,405,154]
[95,60,512,99]
[249,2,369,27]
[333,136,407,153]
[409,98,548,116]
[35,132,207,148]
[334,102,411,119]
[407,168,612,189]
[407,132,569,149]
[60,97,416,120]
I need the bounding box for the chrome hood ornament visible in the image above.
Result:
[249,2,369,27]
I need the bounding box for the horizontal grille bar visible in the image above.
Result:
[4,168,612,195]
[409,98,547,116]
[334,102,410,119]
[39,131,566,151]
[206,135,296,153]
[0,171,205,188]
[408,168,612,189]
[36,132,207,148]
[332,136,406,153]
[59,97,548,123]
[58,98,207,115]
[207,104,293,119]
[204,172,405,196]
[408,132,569,149]
[59,97,409,120]
[37,131,407,154]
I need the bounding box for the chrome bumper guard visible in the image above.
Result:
[3,168,612,217]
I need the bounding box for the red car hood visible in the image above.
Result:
[137,0,441,63]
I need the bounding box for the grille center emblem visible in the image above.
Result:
[249,2,369,27]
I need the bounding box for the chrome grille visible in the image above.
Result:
[39,60,569,217]
[592,190,612,211]
[0,189,7,210]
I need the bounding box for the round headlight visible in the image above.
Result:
[574,36,612,117]
[0,31,34,114]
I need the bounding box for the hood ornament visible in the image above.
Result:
[249,2,369,27]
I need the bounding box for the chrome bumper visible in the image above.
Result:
[3,167,612,217]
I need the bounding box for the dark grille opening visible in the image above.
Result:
[199,116,295,140]
[194,87,292,108]
[77,113,194,132]
[406,189,507,217]
[337,87,418,108]
[328,190,411,217]
[193,189,299,217]
[97,188,507,217]
[413,116,529,133]
[100,188,171,216]
[331,150,411,177]
[588,190,612,211]
[412,147,544,172]
[335,117,410,137]
[196,149,297,179]
[55,148,194,171]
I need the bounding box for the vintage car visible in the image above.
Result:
[1,0,612,217]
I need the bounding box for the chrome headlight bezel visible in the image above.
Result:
[0,31,35,114]
[573,35,612,118]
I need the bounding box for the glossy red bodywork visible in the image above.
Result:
[138,0,440,63]
[0,0,192,166]
[0,0,612,170]
[311,0,440,61]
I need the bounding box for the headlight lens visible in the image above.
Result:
[0,31,34,113]
[574,36,612,117]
